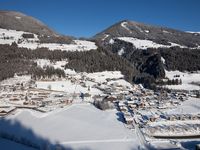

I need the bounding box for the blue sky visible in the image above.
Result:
[0,0,200,37]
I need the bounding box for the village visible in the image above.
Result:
[0,70,200,149]
[0,71,133,116]
[115,83,200,147]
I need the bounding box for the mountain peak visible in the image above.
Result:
[94,20,200,48]
[0,10,56,36]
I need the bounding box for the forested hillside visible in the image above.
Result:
[0,44,138,82]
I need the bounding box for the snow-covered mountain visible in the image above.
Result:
[93,20,200,86]
[94,20,200,49]
[0,11,55,36]
[0,11,75,44]
[0,11,97,51]
[0,28,97,51]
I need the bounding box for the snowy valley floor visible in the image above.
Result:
[0,103,141,150]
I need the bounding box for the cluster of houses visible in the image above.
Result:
[0,76,75,116]
[146,122,200,137]
[115,85,193,128]
[112,83,200,141]
[164,113,200,121]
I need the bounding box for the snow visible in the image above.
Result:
[109,38,114,44]
[19,40,97,51]
[34,59,67,70]
[161,57,165,64]
[15,16,21,20]
[121,22,132,33]
[164,70,200,90]
[36,80,102,96]
[64,69,77,75]
[167,97,200,115]
[86,71,124,83]
[146,119,200,137]
[117,37,186,49]
[118,47,125,56]
[0,28,97,51]
[149,140,181,149]
[102,34,109,41]
[144,97,200,138]
[0,103,140,150]
[187,31,200,34]
[107,79,132,88]
[0,75,31,86]
[163,30,171,34]
[0,28,39,45]
[36,71,130,96]
[144,30,149,33]
[150,140,181,149]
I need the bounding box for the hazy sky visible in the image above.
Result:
[0,0,200,37]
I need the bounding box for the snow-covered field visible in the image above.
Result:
[0,103,140,150]
[0,75,31,86]
[117,37,184,49]
[164,70,200,90]
[86,71,124,83]
[36,80,102,96]
[36,71,132,97]
[0,28,97,51]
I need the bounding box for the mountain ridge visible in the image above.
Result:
[0,10,73,44]
[94,20,200,48]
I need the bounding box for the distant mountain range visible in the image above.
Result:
[0,10,200,88]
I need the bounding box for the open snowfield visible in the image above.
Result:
[86,71,124,83]
[0,28,97,51]
[0,75,31,86]
[164,70,200,90]
[0,103,140,150]
[117,37,184,49]
[36,71,132,96]
[36,80,102,96]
